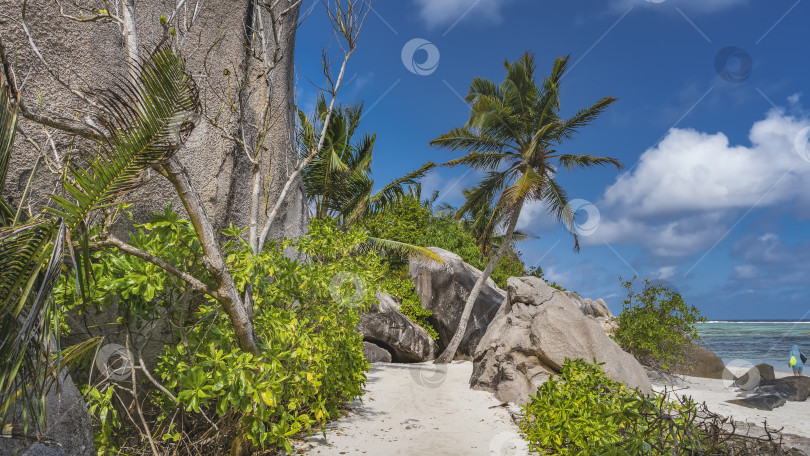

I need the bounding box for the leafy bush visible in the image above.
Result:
[361,195,526,288]
[521,359,710,455]
[612,277,705,370]
[60,213,375,454]
[381,269,438,339]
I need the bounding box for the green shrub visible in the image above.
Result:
[59,213,375,454]
[361,195,526,288]
[381,269,438,339]
[612,277,705,370]
[521,359,709,455]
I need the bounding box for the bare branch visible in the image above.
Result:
[20,0,99,108]
[120,0,140,81]
[18,101,105,141]
[256,0,369,252]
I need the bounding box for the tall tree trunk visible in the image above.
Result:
[434,207,522,364]
[159,156,260,355]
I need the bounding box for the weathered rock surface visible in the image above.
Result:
[0,373,94,456]
[0,0,307,236]
[22,444,67,456]
[730,376,810,411]
[409,248,505,360]
[733,363,776,389]
[728,394,787,411]
[564,291,613,318]
[357,293,438,363]
[363,341,392,363]
[669,342,728,379]
[471,276,651,404]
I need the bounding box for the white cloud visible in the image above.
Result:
[516,199,558,233]
[585,108,810,257]
[609,0,748,14]
[414,0,507,28]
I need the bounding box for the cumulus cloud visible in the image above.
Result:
[609,0,748,14]
[414,0,507,29]
[584,108,810,257]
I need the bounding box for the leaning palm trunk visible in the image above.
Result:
[434,208,521,364]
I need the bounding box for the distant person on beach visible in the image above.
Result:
[789,345,806,376]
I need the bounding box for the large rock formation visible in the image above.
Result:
[357,293,438,363]
[471,276,651,404]
[668,342,728,379]
[0,373,94,456]
[409,248,505,360]
[729,376,810,411]
[0,0,307,236]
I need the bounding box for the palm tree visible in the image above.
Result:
[430,53,622,364]
[455,189,530,260]
[299,95,434,226]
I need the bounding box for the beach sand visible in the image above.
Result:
[653,371,810,452]
[297,361,529,456]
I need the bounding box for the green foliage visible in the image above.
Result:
[82,385,121,453]
[361,195,524,289]
[380,269,438,340]
[521,359,709,455]
[299,95,434,225]
[61,214,373,453]
[613,277,706,370]
[1,47,200,428]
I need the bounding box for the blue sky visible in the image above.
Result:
[294,0,809,320]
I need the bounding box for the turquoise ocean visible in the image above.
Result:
[696,321,810,374]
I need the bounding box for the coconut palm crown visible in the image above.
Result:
[430,52,622,363]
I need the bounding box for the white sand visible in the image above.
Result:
[653,373,810,438]
[297,361,530,456]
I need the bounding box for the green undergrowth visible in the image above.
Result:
[58,211,377,454]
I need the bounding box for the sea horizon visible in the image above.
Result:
[696,321,810,374]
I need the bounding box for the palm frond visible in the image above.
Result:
[0,80,19,224]
[47,46,199,232]
[557,154,622,171]
[365,236,444,264]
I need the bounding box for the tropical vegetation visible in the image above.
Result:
[429,52,622,363]
[613,277,706,370]
[521,359,782,455]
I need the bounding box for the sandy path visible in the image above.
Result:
[297,361,529,455]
